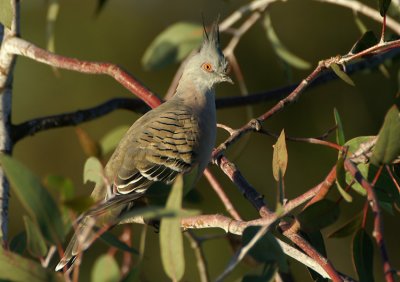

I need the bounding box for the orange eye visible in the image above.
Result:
[202,63,213,72]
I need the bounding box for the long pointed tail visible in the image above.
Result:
[56,192,144,271]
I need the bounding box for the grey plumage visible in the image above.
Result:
[56,21,231,271]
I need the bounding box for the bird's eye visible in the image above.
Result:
[202,63,213,72]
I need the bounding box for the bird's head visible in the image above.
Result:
[182,20,233,90]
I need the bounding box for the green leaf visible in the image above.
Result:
[350,31,378,55]
[344,136,375,195]
[142,22,203,70]
[302,231,328,281]
[91,254,121,282]
[336,155,352,202]
[100,125,129,156]
[371,105,400,165]
[298,199,340,232]
[76,127,102,158]
[0,248,62,282]
[0,0,13,29]
[99,230,139,255]
[45,0,60,54]
[378,0,392,17]
[328,213,363,238]
[160,175,185,281]
[272,129,288,181]
[23,216,48,258]
[0,154,64,243]
[352,229,374,282]
[62,195,95,213]
[263,15,311,70]
[334,108,345,146]
[84,156,104,187]
[44,174,74,200]
[330,63,355,86]
[369,164,400,211]
[242,226,288,272]
[9,231,26,254]
[119,205,199,223]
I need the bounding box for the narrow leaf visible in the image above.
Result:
[352,229,374,282]
[24,216,48,258]
[160,175,185,281]
[0,248,62,282]
[378,0,392,17]
[330,63,355,86]
[99,230,139,254]
[142,22,203,70]
[62,195,95,213]
[328,213,363,238]
[84,156,104,187]
[100,125,129,156]
[336,154,353,202]
[272,129,288,181]
[350,31,378,55]
[76,127,102,158]
[263,15,310,70]
[334,108,345,146]
[242,226,288,272]
[91,254,121,282]
[0,0,13,29]
[0,154,64,243]
[45,0,60,53]
[298,199,340,232]
[371,105,400,165]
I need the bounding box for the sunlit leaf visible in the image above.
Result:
[142,22,203,70]
[0,154,64,243]
[0,0,13,29]
[100,125,129,156]
[330,63,355,86]
[352,229,374,282]
[328,213,362,238]
[160,175,185,281]
[76,127,102,158]
[99,230,139,255]
[350,31,378,55]
[371,105,400,165]
[298,199,340,232]
[334,108,345,146]
[62,195,95,213]
[242,226,288,272]
[84,156,104,187]
[23,216,48,258]
[378,0,392,17]
[0,248,62,282]
[91,254,121,282]
[272,129,288,181]
[263,14,311,70]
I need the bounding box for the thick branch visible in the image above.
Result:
[3,37,162,108]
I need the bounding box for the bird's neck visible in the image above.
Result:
[174,75,215,113]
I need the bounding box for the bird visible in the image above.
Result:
[56,20,232,271]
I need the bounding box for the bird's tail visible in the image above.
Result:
[55,192,144,271]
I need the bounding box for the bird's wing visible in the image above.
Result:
[115,108,199,194]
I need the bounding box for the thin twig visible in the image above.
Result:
[184,231,210,282]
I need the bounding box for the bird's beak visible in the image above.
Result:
[219,73,234,84]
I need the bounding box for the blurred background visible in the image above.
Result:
[8,0,400,281]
